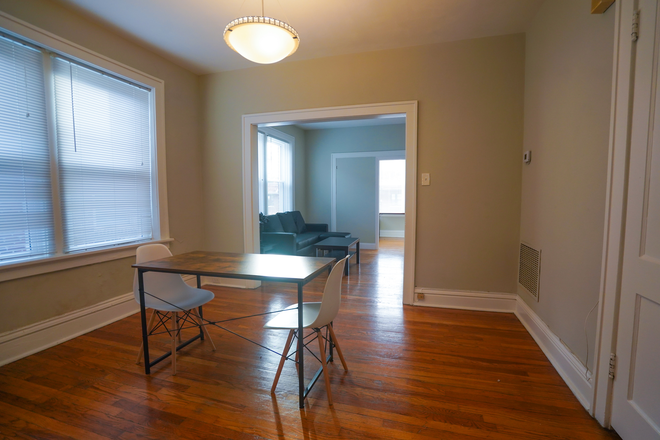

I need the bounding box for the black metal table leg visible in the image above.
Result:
[138,269,151,374]
[297,281,304,409]
[197,275,204,340]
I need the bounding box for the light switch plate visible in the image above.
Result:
[421,173,430,186]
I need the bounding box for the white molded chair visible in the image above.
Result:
[264,256,349,404]
[134,244,216,375]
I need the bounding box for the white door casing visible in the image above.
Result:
[241,101,418,305]
[330,150,406,250]
[610,0,660,438]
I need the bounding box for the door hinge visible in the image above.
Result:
[632,10,640,42]
[608,353,617,379]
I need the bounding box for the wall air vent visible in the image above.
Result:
[518,242,541,301]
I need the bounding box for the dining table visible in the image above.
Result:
[132,251,336,408]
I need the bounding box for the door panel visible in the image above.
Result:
[336,157,376,244]
[611,0,660,438]
[627,296,660,424]
[644,43,660,262]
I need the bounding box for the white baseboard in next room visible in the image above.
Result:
[379,230,405,238]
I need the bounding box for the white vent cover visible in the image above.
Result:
[518,243,541,301]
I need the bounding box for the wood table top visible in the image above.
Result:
[132,251,335,283]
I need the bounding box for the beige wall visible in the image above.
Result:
[0,0,204,333]
[519,0,614,370]
[201,34,525,292]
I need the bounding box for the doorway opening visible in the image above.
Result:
[330,150,405,251]
[378,158,406,243]
[241,102,418,304]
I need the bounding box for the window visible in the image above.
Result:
[0,30,161,268]
[258,129,294,215]
[0,37,52,262]
[379,159,405,214]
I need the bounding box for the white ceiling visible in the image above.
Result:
[51,0,545,74]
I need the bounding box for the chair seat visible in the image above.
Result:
[264,303,322,329]
[142,285,215,312]
[263,256,349,403]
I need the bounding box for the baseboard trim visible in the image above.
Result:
[0,292,139,367]
[412,287,593,411]
[514,297,593,411]
[2,282,593,413]
[413,288,518,312]
[380,230,405,238]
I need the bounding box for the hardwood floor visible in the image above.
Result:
[0,238,620,439]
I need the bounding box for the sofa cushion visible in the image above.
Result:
[290,211,307,234]
[263,214,284,232]
[295,232,320,250]
[277,212,298,233]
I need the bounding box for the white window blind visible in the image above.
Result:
[258,130,293,215]
[257,131,266,214]
[0,36,53,263]
[52,57,153,252]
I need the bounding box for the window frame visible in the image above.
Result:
[257,127,295,215]
[0,12,170,282]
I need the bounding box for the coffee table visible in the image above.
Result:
[314,237,360,275]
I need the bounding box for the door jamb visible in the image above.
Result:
[592,0,634,427]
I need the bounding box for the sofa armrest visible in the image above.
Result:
[305,223,328,232]
[260,232,297,255]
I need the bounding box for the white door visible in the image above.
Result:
[335,156,377,246]
[611,1,660,438]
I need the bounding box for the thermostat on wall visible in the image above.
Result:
[523,151,532,164]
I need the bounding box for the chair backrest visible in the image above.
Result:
[133,244,189,306]
[310,256,348,328]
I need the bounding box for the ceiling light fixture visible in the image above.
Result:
[223,0,299,64]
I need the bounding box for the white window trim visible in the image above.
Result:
[258,127,295,214]
[0,11,170,281]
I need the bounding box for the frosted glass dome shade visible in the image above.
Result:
[224,17,299,64]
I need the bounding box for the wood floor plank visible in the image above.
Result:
[0,238,620,439]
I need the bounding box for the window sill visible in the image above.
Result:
[0,238,174,282]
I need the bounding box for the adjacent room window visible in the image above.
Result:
[0,32,157,266]
[258,128,294,215]
[379,159,405,214]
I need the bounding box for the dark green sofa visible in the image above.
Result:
[260,211,350,256]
